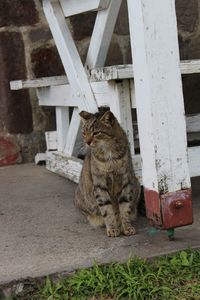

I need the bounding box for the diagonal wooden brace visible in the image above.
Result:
[43,0,98,113]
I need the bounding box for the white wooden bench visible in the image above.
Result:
[10,0,200,230]
[10,61,200,181]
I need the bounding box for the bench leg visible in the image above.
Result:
[127,0,192,229]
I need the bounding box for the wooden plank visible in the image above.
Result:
[90,60,200,81]
[181,59,200,74]
[90,64,133,81]
[56,107,69,151]
[37,81,112,107]
[45,131,57,150]
[46,151,83,183]
[35,153,46,165]
[64,108,80,156]
[188,146,200,178]
[36,85,77,107]
[45,146,200,184]
[86,0,122,68]
[10,59,200,90]
[43,0,98,113]
[109,80,135,155]
[127,0,191,226]
[59,0,110,17]
[186,114,200,133]
[10,76,68,90]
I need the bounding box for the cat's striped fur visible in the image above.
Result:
[75,110,141,237]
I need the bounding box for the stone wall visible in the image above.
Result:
[0,0,199,164]
[0,0,61,164]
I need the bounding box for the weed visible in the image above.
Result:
[8,249,200,300]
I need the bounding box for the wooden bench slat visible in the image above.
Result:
[59,0,111,17]
[90,59,200,81]
[46,145,200,183]
[10,60,200,90]
[10,76,68,90]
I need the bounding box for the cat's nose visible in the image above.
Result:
[85,136,93,145]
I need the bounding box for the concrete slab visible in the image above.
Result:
[0,164,199,284]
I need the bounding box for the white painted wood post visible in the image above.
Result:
[127,0,192,227]
[110,80,135,156]
[45,131,57,150]
[56,107,69,151]
[64,108,80,156]
[86,0,122,68]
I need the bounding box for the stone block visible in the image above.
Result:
[0,31,33,134]
[29,28,52,43]
[114,0,129,35]
[0,131,47,164]
[70,12,97,41]
[16,132,46,162]
[0,0,39,27]
[31,46,65,77]
[0,135,21,167]
[176,0,199,33]
[33,105,56,132]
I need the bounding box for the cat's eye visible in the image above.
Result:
[93,132,101,136]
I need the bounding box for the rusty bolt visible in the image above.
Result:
[175,200,183,208]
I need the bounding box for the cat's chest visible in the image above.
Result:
[94,156,126,173]
[106,173,123,195]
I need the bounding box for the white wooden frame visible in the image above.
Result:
[9,0,200,224]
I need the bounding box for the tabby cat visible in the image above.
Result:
[75,110,141,237]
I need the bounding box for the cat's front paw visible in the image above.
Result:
[123,226,136,236]
[106,228,121,237]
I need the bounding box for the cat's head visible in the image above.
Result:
[79,110,117,147]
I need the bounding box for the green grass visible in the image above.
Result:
[10,249,200,300]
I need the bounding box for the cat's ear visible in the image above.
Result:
[79,111,93,122]
[100,111,115,126]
